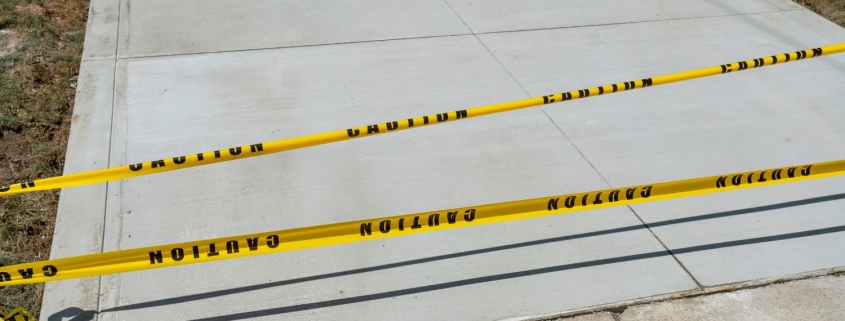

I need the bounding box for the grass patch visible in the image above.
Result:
[0,0,89,317]
[796,0,845,27]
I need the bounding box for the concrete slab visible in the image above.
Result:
[81,0,119,61]
[617,275,845,321]
[478,9,845,286]
[86,35,696,321]
[445,0,783,34]
[39,60,114,320]
[116,0,470,58]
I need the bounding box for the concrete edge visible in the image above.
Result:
[81,0,119,61]
[39,59,116,321]
[519,266,845,321]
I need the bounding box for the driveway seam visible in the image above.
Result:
[114,9,802,61]
[441,0,705,291]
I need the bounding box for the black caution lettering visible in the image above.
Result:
[770,55,777,64]
[592,192,603,205]
[367,125,379,134]
[436,113,449,122]
[267,235,280,248]
[207,244,220,257]
[0,272,10,282]
[608,190,620,202]
[581,194,588,206]
[171,248,184,261]
[247,238,259,251]
[226,240,239,254]
[464,209,476,222]
[192,246,200,258]
[757,171,767,183]
[411,216,422,229]
[598,86,604,95]
[42,265,57,277]
[229,147,242,156]
[250,143,264,152]
[812,48,822,57]
[379,220,391,233]
[640,186,653,198]
[772,169,782,180]
[612,84,618,92]
[347,129,360,137]
[626,188,636,200]
[173,156,186,164]
[562,92,573,101]
[801,165,812,176]
[149,251,163,264]
[18,268,33,279]
[0,185,9,192]
[399,218,405,231]
[788,167,797,178]
[716,176,728,188]
[642,78,653,87]
[423,116,429,124]
[428,214,440,227]
[564,196,576,208]
[547,198,559,211]
[447,211,459,224]
[129,163,143,171]
[386,121,399,131]
[197,153,205,161]
[732,174,743,186]
[151,160,165,168]
[214,150,221,158]
[407,119,415,127]
[360,222,372,236]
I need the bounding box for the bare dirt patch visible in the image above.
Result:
[795,0,845,27]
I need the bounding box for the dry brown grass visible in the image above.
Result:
[0,0,89,317]
[796,0,845,27]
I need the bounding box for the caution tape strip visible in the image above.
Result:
[2,43,844,196]
[1,159,843,286]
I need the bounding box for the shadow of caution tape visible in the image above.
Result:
[0,159,843,286]
[1,43,844,196]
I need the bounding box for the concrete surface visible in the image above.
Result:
[618,275,845,320]
[44,0,845,320]
[446,0,782,33]
[117,0,470,58]
[481,8,845,286]
[97,34,695,321]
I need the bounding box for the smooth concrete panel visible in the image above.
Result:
[117,0,470,58]
[479,9,845,286]
[96,36,695,320]
[40,60,115,320]
[81,0,118,60]
[445,0,782,34]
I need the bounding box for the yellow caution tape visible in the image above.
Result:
[0,307,33,321]
[1,159,843,286]
[2,43,844,196]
